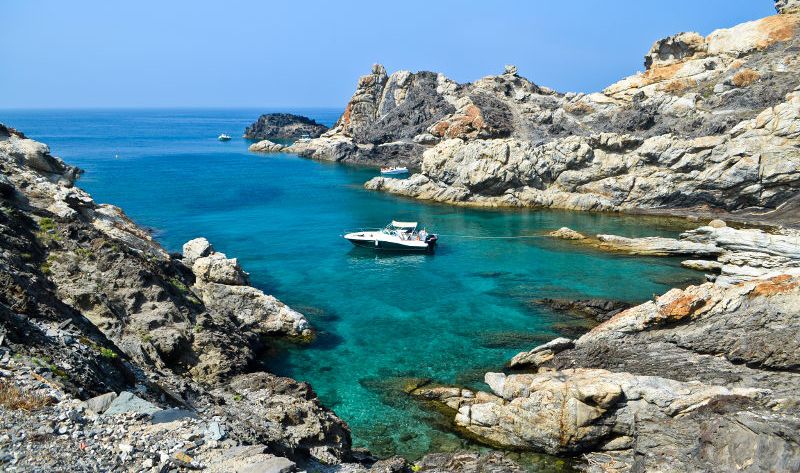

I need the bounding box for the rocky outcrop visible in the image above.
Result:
[248,140,285,153]
[777,0,800,14]
[211,372,351,464]
[243,113,328,140]
[352,8,800,224]
[555,222,800,285]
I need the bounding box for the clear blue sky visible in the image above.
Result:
[1,0,775,109]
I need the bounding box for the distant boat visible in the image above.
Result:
[380,166,408,175]
[218,133,232,141]
[295,134,312,143]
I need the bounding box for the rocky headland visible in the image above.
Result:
[284,1,800,225]
[244,113,329,141]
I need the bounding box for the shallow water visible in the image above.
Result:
[3,109,703,466]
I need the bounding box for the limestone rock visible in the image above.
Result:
[248,140,285,153]
[595,234,723,256]
[508,337,574,368]
[192,252,249,286]
[194,282,312,338]
[548,227,586,240]
[776,0,800,14]
[709,219,726,228]
[183,237,214,265]
[243,114,328,140]
[644,31,707,70]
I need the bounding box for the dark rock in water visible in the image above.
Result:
[532,298,634,322]
[477,331,554,349]
[416,451,526,473]
[244,113,329,140]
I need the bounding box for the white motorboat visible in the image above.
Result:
[343,221,438,252]
[218,133,232,141]
[295,134,312,143]
[380,166,408,175]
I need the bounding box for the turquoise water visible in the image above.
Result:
[2,109,702,463]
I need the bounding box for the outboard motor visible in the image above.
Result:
[425,234,438,248]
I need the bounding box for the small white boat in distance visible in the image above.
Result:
[343,221,438,252]
[380,166,408,175]
[295,134,312,143]
[218,133,232,141]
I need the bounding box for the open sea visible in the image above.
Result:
[2,109,703,468]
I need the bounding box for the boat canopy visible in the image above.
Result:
[391,221,418,229]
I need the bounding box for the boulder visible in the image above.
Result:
[248,140,285,153]
[103,391,161,416]
[182,237,214,265]
[192,252,249,286]
[80,392,118,414]
[548,227,586,240]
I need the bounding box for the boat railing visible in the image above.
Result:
[342,227,384,235]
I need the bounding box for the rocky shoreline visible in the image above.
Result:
[408,220,800,472]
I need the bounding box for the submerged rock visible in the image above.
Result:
[548,227,585,240]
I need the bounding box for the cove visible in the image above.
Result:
[3,109,704,464]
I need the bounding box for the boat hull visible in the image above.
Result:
[344,232,436,252]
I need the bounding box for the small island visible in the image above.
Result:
[243,113,329,140]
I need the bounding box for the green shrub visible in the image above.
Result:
[169,278,188,293]
[98,347,118,359]
[38,218,55,231]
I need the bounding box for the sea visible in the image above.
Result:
[2,108,703,470]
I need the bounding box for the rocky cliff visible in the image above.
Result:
[243,113,329,140]
[290,3,800,224]
[411,222,800,472]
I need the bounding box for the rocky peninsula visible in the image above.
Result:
[244,113,329,141]
[287,1,800,225]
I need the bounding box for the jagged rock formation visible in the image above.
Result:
[243,113,328,140]
[328,8,800,224]
[0,123,353,465]
[412,222,800,472]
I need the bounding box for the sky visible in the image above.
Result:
[1,0,776,109]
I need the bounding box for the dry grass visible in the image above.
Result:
[664,78,697,93]
[732,69,761,87]
[0,378,54,411]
